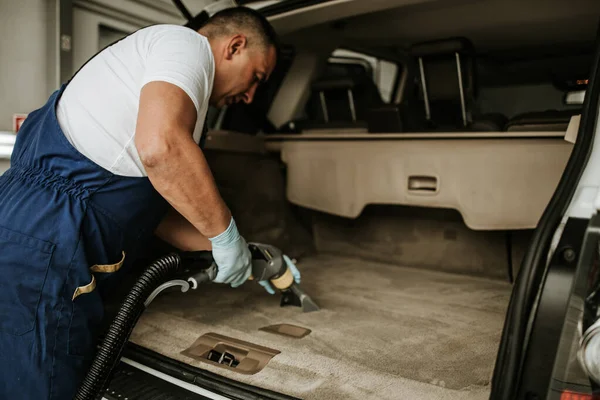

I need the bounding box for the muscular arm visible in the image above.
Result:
[135,81,230,239]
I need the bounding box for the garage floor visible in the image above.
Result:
[130,255,512,400]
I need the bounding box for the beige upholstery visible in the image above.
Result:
[277,136,572,230]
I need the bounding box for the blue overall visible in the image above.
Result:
[0,85,171,398]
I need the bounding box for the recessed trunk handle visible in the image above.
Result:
[408,175,438,192]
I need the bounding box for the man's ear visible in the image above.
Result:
[226,34,247,60]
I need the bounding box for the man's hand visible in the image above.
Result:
[259,255,301,295]
[209,217,252,287]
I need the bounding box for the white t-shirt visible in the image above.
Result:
[57,25,215,177]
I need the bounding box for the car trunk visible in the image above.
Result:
[130,254,510,399]
[127,146,519,399]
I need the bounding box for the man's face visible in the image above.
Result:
[212,37,277,108]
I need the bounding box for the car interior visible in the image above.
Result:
[115,0,600,399]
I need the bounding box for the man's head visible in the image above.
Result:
[199,7,278,108]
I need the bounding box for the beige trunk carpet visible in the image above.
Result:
[130,255,511,399]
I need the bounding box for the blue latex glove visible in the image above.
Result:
[259,254,301,295]
[209,217,252,287]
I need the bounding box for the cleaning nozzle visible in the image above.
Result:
[248,243,320,313]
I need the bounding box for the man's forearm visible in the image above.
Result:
[141,132,230,238]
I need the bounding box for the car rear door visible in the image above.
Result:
[491,21,600,400]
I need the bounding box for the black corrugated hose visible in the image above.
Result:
[74,253,182,400]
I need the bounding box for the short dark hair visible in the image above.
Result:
[201,7,278,55]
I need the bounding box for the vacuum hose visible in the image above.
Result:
[74,253,182,400]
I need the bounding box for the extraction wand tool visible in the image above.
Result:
[248,243,320,313]
[144,243,320,312]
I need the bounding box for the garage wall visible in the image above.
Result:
[0,0,53,131]
[0,0,202,133]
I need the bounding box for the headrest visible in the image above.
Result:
[422,60,464,100]
[410,37,474,57]
[410,37,476,101]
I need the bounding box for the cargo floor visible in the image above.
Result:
[130,255,511,400]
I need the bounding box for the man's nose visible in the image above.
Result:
[242,84,258,104]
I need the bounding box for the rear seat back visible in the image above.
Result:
[410,38,475,130]
[408,38,506,132]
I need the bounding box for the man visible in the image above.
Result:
[0,6,298,399]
